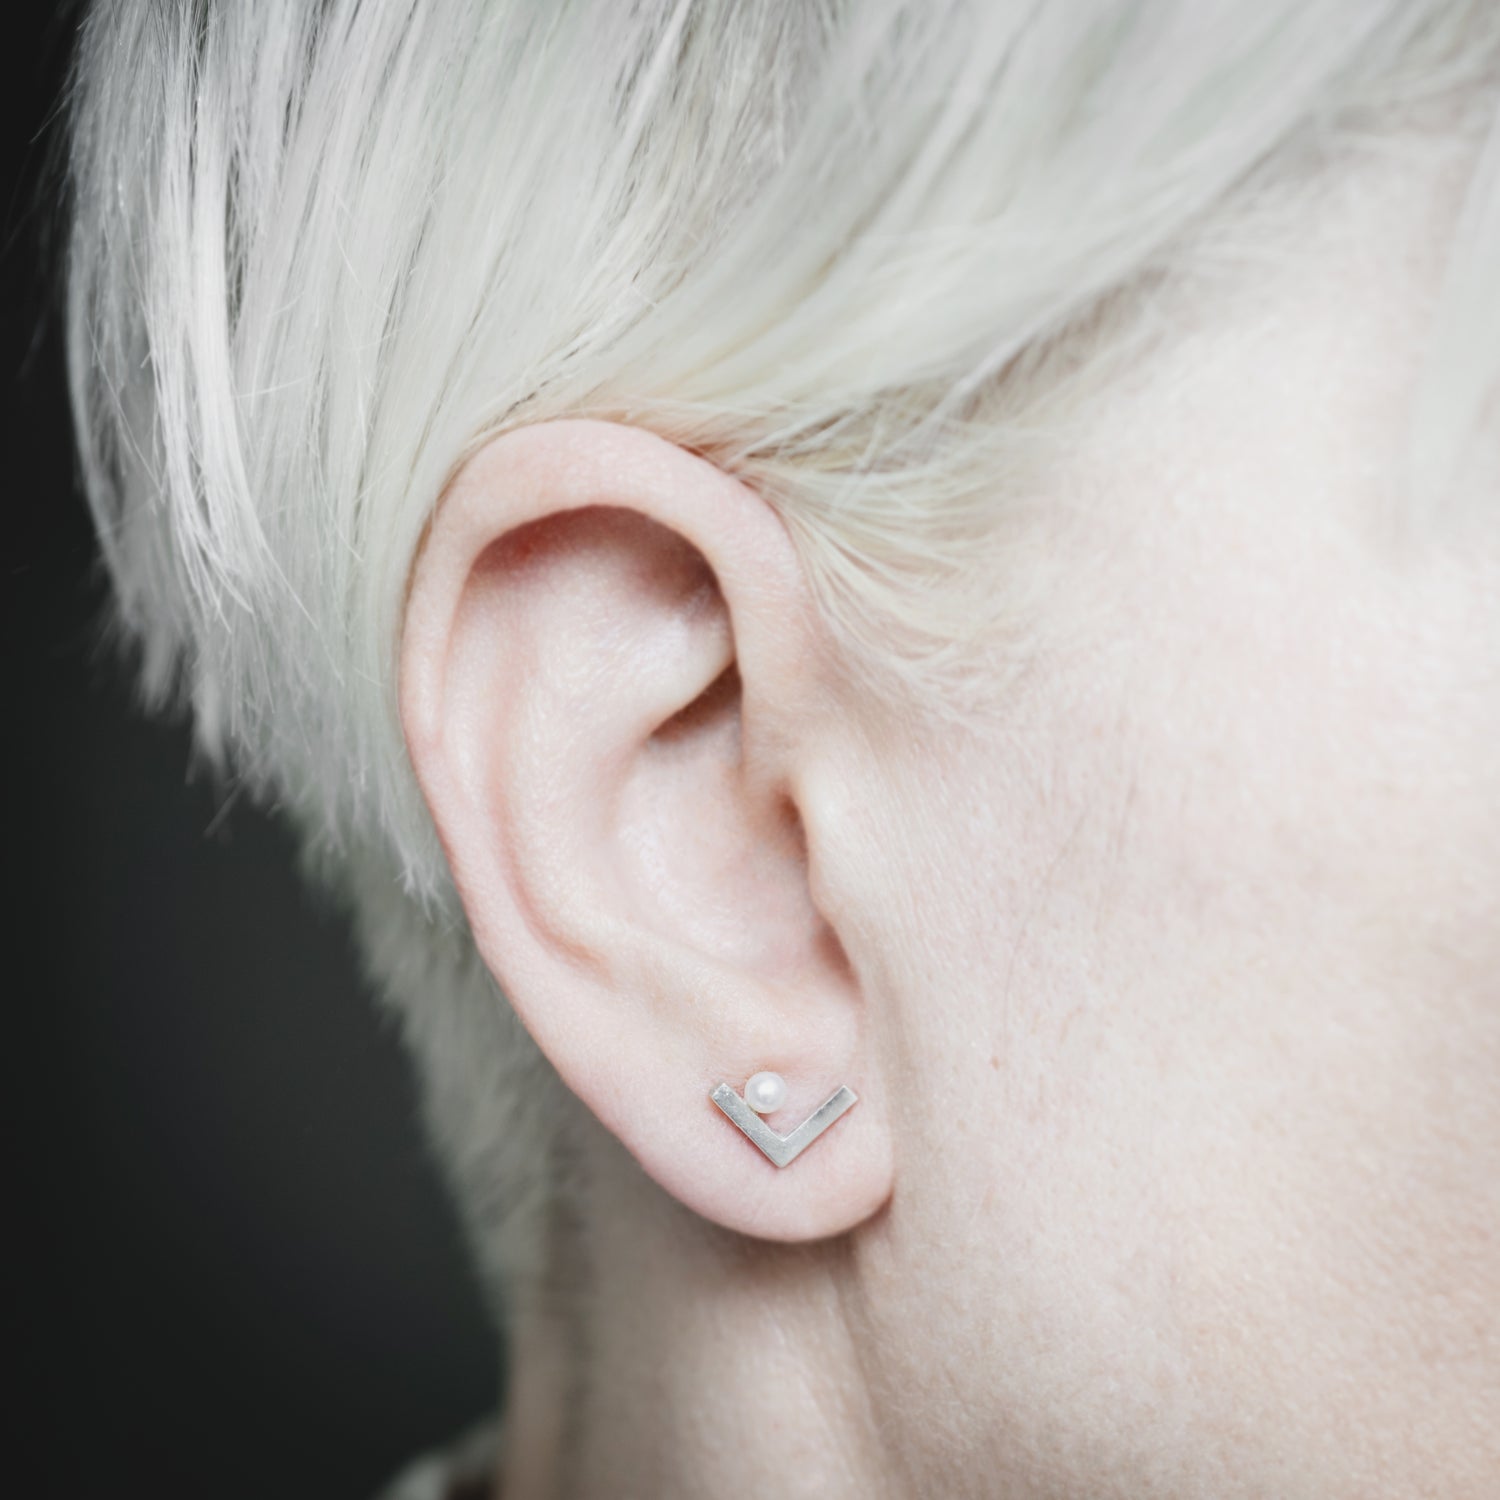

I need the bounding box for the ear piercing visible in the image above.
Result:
[710,1072,858,1168]
[744,1070,789,1114]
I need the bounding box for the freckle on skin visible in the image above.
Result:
[989,1056,1000,1070]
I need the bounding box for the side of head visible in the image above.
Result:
[63,2,1500,1492]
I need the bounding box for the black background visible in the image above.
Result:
[6,8,496,1496]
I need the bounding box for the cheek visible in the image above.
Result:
[1100,543,1500,1311]
[859,503,1500,1464]
[1093,532,1500,1455]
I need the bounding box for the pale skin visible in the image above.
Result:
[400,132,1500,1498]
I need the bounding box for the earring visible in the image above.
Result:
[710,1071,858,1168]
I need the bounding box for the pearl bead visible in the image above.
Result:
[744,1071,788,1114]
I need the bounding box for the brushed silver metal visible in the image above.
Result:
[710,1080,859,1168]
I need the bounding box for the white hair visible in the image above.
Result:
[64,0,1500,1307]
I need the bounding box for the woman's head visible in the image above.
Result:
[64,3,1500,1492]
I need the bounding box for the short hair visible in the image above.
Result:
[63,0,1500,1305]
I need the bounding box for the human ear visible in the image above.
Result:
[400,420,892,1242]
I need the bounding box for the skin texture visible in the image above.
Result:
[401,133,1500,1497]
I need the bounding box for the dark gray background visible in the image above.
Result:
[6,8,496,1496]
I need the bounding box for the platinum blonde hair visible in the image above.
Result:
[64,0,1500,1307]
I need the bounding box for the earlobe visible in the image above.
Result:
[400,420,893,1242]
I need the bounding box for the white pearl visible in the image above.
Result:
[745,1071,788,1114]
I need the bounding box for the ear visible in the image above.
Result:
[400,419,892,1242]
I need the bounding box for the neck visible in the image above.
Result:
[494,1135,898,1500]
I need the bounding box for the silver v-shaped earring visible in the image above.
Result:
[710,1071,858,1168]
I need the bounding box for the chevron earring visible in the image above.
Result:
[710,1071,859,1168]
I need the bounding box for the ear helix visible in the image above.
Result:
[710,1071,859,1169]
